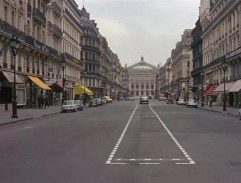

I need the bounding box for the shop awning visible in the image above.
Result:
[2,71,24,83]
[203,84,219,96]
[191,86,202,93]
[28,76,51,90]
[55,81,68,91]
[229,79,241,93]
[74,85,93,95]
[213,82,235,94]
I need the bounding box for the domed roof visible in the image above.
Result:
[128,56,158,73]
[132,65,153,70]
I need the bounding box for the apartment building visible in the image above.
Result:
[201,0,241,107]
[171,29,193,100]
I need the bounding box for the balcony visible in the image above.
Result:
[53,24,62,37]
[52,2,61,15]
[33,8,46,25]
[47,21,52,30]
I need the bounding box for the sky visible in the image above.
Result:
[76,0,200,67]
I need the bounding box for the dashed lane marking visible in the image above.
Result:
[149,105,195,165]
[106,104,139,164]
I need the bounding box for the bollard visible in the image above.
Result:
[5,103,8,111]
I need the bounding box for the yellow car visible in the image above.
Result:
[104,96,113,103]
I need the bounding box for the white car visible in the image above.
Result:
[239,108,241,120]
[140,96,149,104]
[186,99,198,108]
[61,100,77,112]
[176,99,185,105]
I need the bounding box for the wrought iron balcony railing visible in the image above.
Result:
[33,8,46,24]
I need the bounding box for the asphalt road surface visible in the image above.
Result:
[0,100,241,183]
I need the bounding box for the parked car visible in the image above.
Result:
[96,98,102,106]
[124,97,130,101]
[89,98,98,107]
[130,97,135,101]
[104,96,113,103]
[166,98,174,104]
[119,96,124,101]
[101,97,107,104]
[74,100,84,111]
[186,99,198,108]
[176,99,185,105]
[61,100,77,112]
[140,96,149,104]
[159,96,167,101]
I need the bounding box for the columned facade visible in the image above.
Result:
[128,57,158,98]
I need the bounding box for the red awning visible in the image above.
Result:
[55,82,68,91]
[203,84,219,96]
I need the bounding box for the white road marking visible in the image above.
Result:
[106,104,139,164]
[114,158,185,162]
[140,163,160,165]
[149,105,196,165]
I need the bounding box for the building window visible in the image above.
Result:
[141,91,144,95]
[12,11,15,26]
[151,85,154,89]
[136,84,139,89]
[146,85,149,89]
[4,7,7,22]
[141,84,144,89]
[131,84,134,89]
[136,91,139,96]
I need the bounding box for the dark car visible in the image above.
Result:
[74,100,84,111]
[166,98,174,104]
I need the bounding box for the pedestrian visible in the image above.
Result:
[209,97,212,108]
[38,95,42,109]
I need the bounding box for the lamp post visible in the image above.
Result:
[222,61,228,111]
[83,71,86,106]
[200,71,205,107]
[61,54,66,105]
[10,36,20,118]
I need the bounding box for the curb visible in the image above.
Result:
[0,112,61,127]
[0,117,34,127]
[198,107,239,117]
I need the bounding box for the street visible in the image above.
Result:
[0,100,241,183]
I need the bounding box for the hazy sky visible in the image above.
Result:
[76,0,200,67]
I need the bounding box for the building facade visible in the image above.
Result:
[171,29,193,100]
[191,18,203,100]
[201,0,241,107]
[128,57,158,98]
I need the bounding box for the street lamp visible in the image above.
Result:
[61,54,66,105]
[10,36,20,118]
[222,61,228,111]
[200,71,205,107]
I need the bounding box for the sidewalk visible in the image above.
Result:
[0,105,62,126]
[198,104,239,117]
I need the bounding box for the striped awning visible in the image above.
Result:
[203,84,219,96]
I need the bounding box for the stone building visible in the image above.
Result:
[0,0,72,107]
[191,18,203,100]
[79,7,102,97]
[200,0,241,107]
[158,57,172,98]
[128,57,158,98]
[171,29,193,100]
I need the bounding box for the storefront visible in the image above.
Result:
[26,76,51,107]
[0,71,26,105]
[229,79,241,107]
[203,84,219,105]
[213,82,235,106]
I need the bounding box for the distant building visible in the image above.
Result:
[128,57,158,98]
